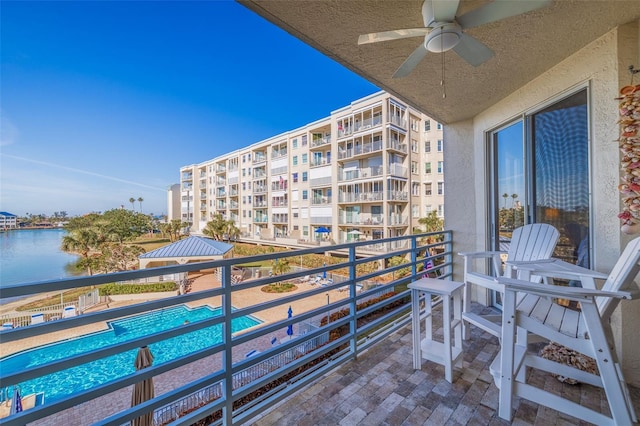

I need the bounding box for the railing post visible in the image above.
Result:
[444,231,453,278]
[222,263,233,425]
[349,246,358,359]
[411,236,417,279]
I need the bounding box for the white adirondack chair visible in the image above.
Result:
[459,223,559,338]
[492,236,640,425]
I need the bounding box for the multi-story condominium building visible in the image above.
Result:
[174,91,444,250]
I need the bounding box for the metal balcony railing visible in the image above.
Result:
[0,232,452,426]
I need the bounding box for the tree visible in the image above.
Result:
[502,193,509,209]
[62,228,100,275]
[271,258,291,285]
[203,214,228,241]
[101,209,151,243]
[418,211,444,233]
[129,197,136,210]
[138,197,144,212]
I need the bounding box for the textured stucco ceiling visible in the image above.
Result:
[239,0,640,124]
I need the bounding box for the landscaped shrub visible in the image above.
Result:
[98,282,177,295]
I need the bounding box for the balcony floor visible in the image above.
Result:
[249,304,640,426]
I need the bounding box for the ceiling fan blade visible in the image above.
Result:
[358,28,429,45]
[457,0,552,29]
[393,43,429,78]
[452,33,494,67]
[431,0,460,22]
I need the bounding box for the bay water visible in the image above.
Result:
[0,229,80,300]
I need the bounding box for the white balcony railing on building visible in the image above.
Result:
[387,191,409,201]
[338,192,384,203]
[310,135,331,147]
[388,164,408,178]
[338,166,383,182]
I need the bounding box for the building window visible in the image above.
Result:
[425,141,431,152]
[293,172,298,183]
[412,204,419,218]
[302,153,308,164]
[411,139,418,152]
[293,138,298,149]
[302,135,308,146]
[437,139,443,152]
[425,183,432,196]
[302,190,308,200]
[247,168,251,175]
[302,172,308,182]
[242,182,246,190]
[437,204,444,216]
[303,226,308,236]
[248,195,252,203]
[425,162,432,174]
[412,183,420,196]
[437,122,442,130]
[242,168,246,177]
[293,155,298,166]
[411,161,418,174]
[424,119,431,132]
[426,204,432,212]
[242,196,246,204]
[437,161,443,173]
[437,182,444,195]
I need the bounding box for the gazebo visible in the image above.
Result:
[138,236,233,269]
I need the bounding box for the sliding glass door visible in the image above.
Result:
[488,88,590,307]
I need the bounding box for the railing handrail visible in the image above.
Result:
[0,231,453,426]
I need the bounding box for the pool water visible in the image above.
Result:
[0,305,260,403]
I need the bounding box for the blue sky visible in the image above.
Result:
[0,1,378,217]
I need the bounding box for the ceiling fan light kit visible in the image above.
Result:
[425,23,461,53]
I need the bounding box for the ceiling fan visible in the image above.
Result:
[358,0,552,78]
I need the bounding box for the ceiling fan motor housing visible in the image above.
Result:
[425,22,462,53]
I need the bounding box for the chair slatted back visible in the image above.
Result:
[598,236,640,319]
[508,224,560,263]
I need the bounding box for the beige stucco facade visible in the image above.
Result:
[446,21,640,384]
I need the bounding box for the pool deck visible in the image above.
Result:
[0,272,353,423]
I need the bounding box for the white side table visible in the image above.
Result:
[409,277,464,383]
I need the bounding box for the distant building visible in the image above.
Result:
[167,184,181,222]
[0,212,18,229]
[175,91,444,250]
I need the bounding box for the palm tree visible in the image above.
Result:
[511,193,518,207]
[61,229,99,275]
[129,198,136,211]
[137,197,144,212]
[502,193,509,209]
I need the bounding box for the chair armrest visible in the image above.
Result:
[458,250,506,259]
[507,259,608,281]
[498,277,632,302]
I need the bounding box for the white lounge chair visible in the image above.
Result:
[31,313,45,325]
[62,306,77,318]
[492,236,640,425]
[459,223,559,339]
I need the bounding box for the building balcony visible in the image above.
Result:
[310,135,331,147]
[338,166,383,181]
[310,158,331,167]
[338,192,384,203]
[337,140,383,160]
[386,140,408,154]
[253,154,267,164]
[1,232,634,426]
[311,196,332,205]
[387,191,409,201]
[338,213,383,225]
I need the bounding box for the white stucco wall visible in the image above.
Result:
[445,21,640,384]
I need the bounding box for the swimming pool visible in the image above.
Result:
[0,305,261,403]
